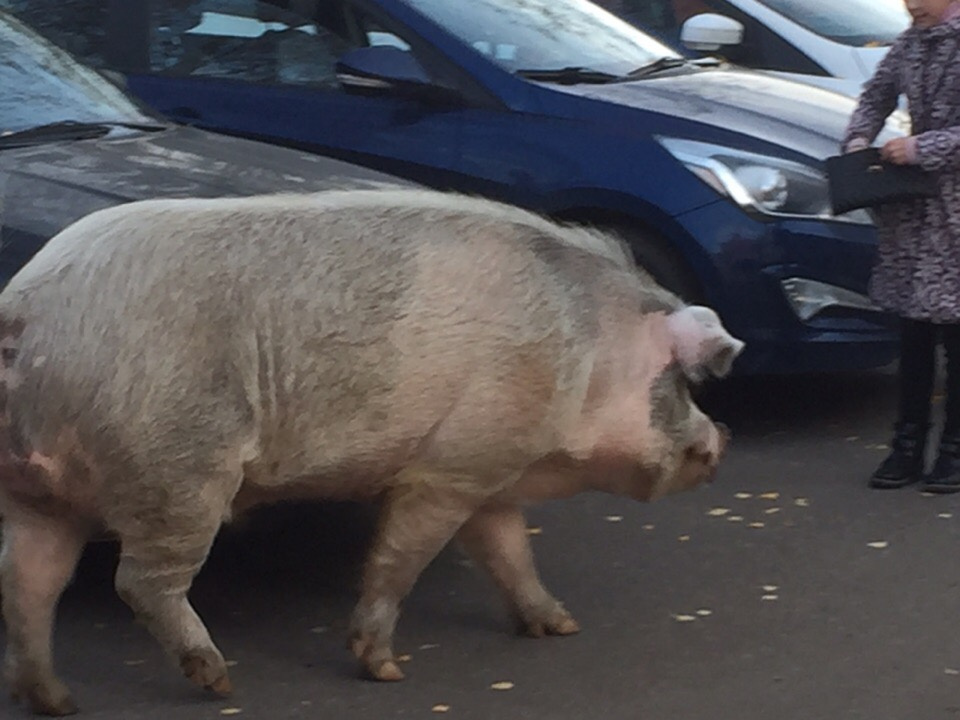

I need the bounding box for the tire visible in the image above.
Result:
[604,223,702,304]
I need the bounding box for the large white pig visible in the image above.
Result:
[0,188,743,715]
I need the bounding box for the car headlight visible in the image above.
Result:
[656,136,872,224]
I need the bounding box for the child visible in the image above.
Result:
[842,0,960,492]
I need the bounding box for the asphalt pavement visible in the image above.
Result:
[5,366,960,720]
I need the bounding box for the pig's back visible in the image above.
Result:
[0,190,624,496]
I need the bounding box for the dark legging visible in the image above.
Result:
[899,318,960,433]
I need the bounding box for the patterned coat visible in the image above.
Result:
[843,15,960,323]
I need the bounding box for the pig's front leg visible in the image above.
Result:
[455,503,580,638]
[349,476,486,682]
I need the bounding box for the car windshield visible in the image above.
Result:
[0,11,155,136]
[401,0,680,76]
[757,0,910,46]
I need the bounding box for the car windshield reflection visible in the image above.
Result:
[0,11,157,135]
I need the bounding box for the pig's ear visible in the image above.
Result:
[666,306,745,381]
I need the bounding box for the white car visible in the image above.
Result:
[599,0,911,107]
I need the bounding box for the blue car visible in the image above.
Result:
[4,0,906,374]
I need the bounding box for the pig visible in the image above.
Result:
[0,187,743,715]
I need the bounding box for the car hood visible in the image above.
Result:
[542,67,902,161]
[1,124,410,202]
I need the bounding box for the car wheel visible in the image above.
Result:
[603,223,702,304]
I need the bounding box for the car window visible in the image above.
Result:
[147,0,357,87]
[402,0,678,76]
[755,0,909,47]
[0,0,107,67]
[0,11,153,134]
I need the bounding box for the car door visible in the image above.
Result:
[114,0,466,186]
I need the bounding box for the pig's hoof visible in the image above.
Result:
[366,659,405,682]
[180,649,231,696]
[13,680,78,716]
[518,609,581,638]
[350,636,405,682]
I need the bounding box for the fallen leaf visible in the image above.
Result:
[707,507,731,517]
[309,626,328,634]
[526,526,543,535]
[734,492,753,499]
[867,541,889,549]
[846,436,860,442]
[764,508,781,515]
[866,443,890,451]
[419,643,440,651]
[761,594,779,601]
[678,535,691,542]
[672,614,697,622]
[763,585,779,592]
[225,660,238,668]
[432,704,452,713]
[695,609,713,617]
[759,492,780,500]
[397,654,413,663]
[727,515,744,522]
[123,660,145,666]
[605,515,623,523]
[748,522,766,529]
[945,668,960,676]
[921,492,936,497]
[794,498,810,507]
[220,710,243,716]
[939,513,953,519]
[490,681,515,691]
[642,524,655,531]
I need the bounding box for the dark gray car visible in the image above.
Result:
[0,9,411,286]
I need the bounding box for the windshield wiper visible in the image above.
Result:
[624,56,691,80]
[0,120,165,148]
[515,66,621,85]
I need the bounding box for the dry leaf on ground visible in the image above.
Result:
[605,515,623,523]
[759,492,780,500]
[490,682,515,691]
[672,614,697,622]
[707,507,731,517]
[526,526,543,535]
[867,541,889,549]
[432,704,452,713]
[734,492,752,499]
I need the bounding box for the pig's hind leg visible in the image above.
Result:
[109,464,244,698]
[456,503,580,638]
[1,511,88,716]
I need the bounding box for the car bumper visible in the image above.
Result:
[674,201,898,375]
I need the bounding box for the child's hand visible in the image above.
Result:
[845,137,870,153]
[881,137,914,164]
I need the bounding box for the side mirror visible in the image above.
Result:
[336,45,464,105]
[336,45,432,90]
[680,14,744,52]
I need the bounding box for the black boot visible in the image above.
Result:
[869,422,929,489]
[923,431,960,494]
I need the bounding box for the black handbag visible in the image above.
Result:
[826,147,939,215]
